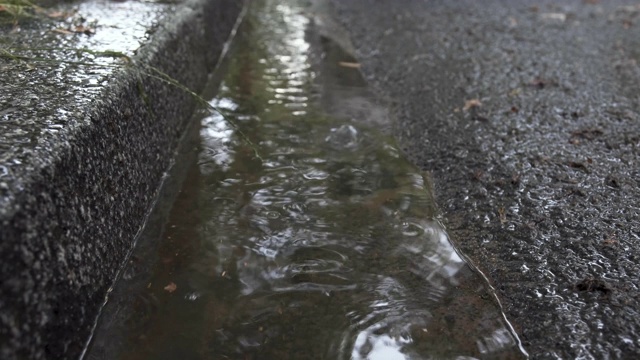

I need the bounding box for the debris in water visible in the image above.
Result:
[164,282,177,293]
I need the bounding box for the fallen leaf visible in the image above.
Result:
[338,61,361,69]
[164,282,177,293]
[463,98,482,111]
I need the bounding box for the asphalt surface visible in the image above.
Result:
[329,1,640,358]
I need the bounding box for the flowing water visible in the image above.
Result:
[86,0,527,359]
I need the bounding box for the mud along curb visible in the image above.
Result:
[0,0,244,358]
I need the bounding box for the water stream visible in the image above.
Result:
[86,1,527,359]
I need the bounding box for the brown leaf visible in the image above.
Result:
[164,282,177,293]
[463,99,482,111]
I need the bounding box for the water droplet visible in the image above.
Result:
[184,292,201,301]
[325,124,359,149]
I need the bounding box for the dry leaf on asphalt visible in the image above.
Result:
[463,99,482,111]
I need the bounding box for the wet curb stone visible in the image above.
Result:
[329,0,640,358]
[0,0,243,358]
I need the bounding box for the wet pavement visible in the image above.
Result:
[0,0,242,358]
[86,0,527,359]
[329,0,640,358]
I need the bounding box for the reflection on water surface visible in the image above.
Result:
[87,0,527,359]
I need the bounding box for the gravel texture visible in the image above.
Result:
[0,0,243,358]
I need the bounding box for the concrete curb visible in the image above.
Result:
[0,0,244,358]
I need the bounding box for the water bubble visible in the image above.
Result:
[184,292,201,301]
[325,124,359,149]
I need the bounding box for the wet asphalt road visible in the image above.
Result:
[328,0,640,358]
